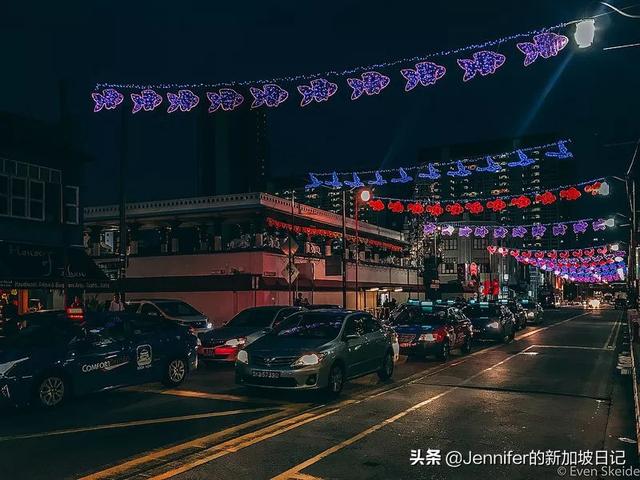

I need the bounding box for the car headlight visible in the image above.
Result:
[224,337,246,347]
[487,321,500,329]
[0,357,29,378]
[237,350,248,364]
[205,322,213,329]
[292,353,324,367]
[527,312,535,318]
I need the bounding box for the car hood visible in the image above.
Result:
[245,335,331,355]
[202,325,262,342]
[0,341,39,364]
[393,324,441,334]
[165,314,207,323]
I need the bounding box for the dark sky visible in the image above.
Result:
[2,1,639,208]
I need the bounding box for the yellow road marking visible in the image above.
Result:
[0,407,278,442]
[271,347,533,480]
[127,387,285,405]
[78,409,297,480]
[149,409,340,480]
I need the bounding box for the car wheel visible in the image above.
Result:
[377,351,394,381]
[501,328,511,343]
[162,358,188,387]
[461,336,472,354]
[326,363,345,397]
[35,374,67,408]
[437,341,450,361]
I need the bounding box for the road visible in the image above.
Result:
[0,308,637,479]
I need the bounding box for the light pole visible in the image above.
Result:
[354,189,371,310]
[341,190,347,308]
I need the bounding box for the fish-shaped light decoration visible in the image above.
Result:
[447,161,472,177]
[92,88,123,112]
[305,173,323,190]
[367,171,387,186]
[418,163,441,180]
[493,227,508,239]
[167,89,200,113]
[347,71,390,100]
[545,140,573,159]
[456,51,506,82]
[476,156,502,173]
[458,226,473,237]
[531,224,547,238]
[390,168,413,183]
[516,32,569,66]
[400,61,446,91]
[131,89,163,113]
[511,226,527,238]
[552,223,568,236]
[206,89,244,112]
[250,84,289,108]
[344,173,364,189]
[324,172,342,189]
[507,150,536,167]
[297,78,338,107]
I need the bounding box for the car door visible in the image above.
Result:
[126,314,168,383]
[342,314,368,378]
[363,315,388,372]
[451,309,469,348]
[141,303,164,323]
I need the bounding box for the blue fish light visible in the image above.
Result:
[507,150,536,167]
[446,161,472,177]
[418,163,441,180]
[206,88,244,112]
[400,62,446,91]
[250,84,289,108]
[456,51,506,82]
[517,33,569,66]
[297,78,338,107]
[476,156,502,173]
[167,90,200,113]
[347,71,390,100]
[131,89,163,113]
[390,168,413,183]
[92,88,123,112]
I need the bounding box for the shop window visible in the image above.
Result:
[29,180,44,220]
[64,185,79,224]
[11,177,26,217]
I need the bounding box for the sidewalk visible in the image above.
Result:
[627,309,640,458]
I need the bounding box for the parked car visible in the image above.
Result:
[519,299,544,324]
[235,309,395,396]
[462,301,515,343]
[389,302,472,361]
[499,299,527,330]
[0,310,198,408]
[198,306,303,363]
[126,299,212,335]
[306,304,341,310]
[614,298,628,310]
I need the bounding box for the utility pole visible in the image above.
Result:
[118,109,128,302]
[288,190,295,306]
[341,190,347,308]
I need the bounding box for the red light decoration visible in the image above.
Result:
[510,195,531,209]
[534,251,545,259]
[559,187,581,201]
[487,246,498,254]
[445,202,464,216]
[547,250,557,259]
[486,198,507,212]
[465,201,484,214]
[535,191,557,205]
[583,248,594,257]
[572,249,583,258]
[388,201,404,213]
[407,202,425,214]
[584,182,602,195]
[368,199,385,211]
[426,203,444,217]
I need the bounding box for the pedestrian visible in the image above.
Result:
[108,293,125,312]
[301,297,310,308]
[71,295,83,308]
[294,293,304,307]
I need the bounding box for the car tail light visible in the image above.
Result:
[66,307,84,321]
[433,327,447,342]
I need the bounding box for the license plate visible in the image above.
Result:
[252,370,281,379]
[399,342,414,348]
[201,348,215,356]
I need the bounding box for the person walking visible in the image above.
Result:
[108,293,125,312]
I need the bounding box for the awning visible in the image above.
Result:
[0,242,111,290]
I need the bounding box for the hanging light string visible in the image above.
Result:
[94,20,577,91]
[425,217,599,228]
[374,177,605,204]
[309,139,570,177]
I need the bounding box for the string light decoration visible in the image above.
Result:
[297,78,338,107]
[516,32,569,66]
[421,217,613,240]
[94,19,587,113]
[457,50,506,81]
[306,139,572,189]
[166,90,200,113]
[373,177,607,216]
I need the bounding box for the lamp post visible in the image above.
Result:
[355,189,371,310]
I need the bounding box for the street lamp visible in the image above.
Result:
[574,19,596,48]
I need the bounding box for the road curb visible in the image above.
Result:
[627,309,640,459]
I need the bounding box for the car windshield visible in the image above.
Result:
[463,304,501,317]
[274,312,345,339]
[228,308,278,328]
[390,306,448,326]
[1,322,79,347]
[155,301,201,317]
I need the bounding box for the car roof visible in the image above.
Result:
[129,298,183,303]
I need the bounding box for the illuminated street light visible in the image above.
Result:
[610,244,620,251]
[598,181,610,196]
[359,189,371,202]
[605,218,615,227]
[574,19,596,48]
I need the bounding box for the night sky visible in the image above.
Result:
[2,1,639,211]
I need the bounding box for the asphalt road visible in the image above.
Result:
[0,308,637,480]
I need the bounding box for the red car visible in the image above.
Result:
[389,302,473,361]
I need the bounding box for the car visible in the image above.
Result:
[305,304,341,310]
[0,310,198,408]
[198,306,303,363]
[500,299,527,330]
[614,298,628,310]
[462,301,516,343]
[126,299,212,335]
[587,298,601,309]
[389,302,473,361]
[518,299,544,324]
[235,309,395,396]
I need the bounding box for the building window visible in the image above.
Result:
[472,238,487,249]
[441,238,458,250]
[439,257,457,274]
[29,180,44,220]
[64,185,79,224]
[11,177,27,217]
